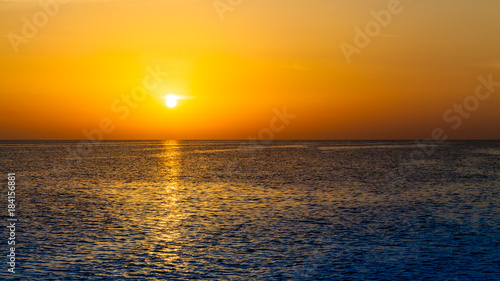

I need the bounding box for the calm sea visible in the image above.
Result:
[0,140,499,280]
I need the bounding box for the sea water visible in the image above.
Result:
[0,140,498,280]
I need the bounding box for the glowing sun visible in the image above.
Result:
[165,94,179,108]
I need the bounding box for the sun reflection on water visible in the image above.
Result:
[150,140,186,265]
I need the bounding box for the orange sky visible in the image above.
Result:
[1,0,499,140]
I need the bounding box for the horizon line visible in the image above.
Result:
[0,139,499,141]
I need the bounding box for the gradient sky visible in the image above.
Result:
[1,0,499,140]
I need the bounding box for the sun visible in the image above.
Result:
[165,94,178,108]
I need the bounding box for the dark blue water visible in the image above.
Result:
[0,140,499,280]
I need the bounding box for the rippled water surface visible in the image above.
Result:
[0,140,499,280]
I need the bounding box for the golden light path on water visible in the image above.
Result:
[149,140,184,266]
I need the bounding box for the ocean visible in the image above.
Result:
[0,140,499,280]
